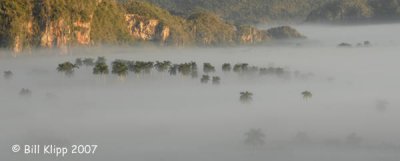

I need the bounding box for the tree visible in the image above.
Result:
[155,61,171,72]
[178,63,192,76]
[203,63,215,73]
[83,58,95,66]
[233,63,249,73]
[240,91,253,103]
[3,70,13,79]
[222,63,231,72]
[95,56,106,64]
[191,70,198,78]
[212,76,220,85]
[244,128,265,150]
[169,64,178,75]
[93,62,109,75]
[302,90,312,100]
[112,60,128,80]
[57,62,78,76]
[75,58,83,66]
[19,88,32,97]
[201,75,210,83]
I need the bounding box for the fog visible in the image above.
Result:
[1,24,400,161]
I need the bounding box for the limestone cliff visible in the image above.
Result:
[125,14,170,44]
[236,25,271,44]
[0,0,307,53]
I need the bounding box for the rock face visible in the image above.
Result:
[0,0,307,53]
[37,16,95,53]
[125,14,170,44]
[236,25,271,44]
[306,0,400,23]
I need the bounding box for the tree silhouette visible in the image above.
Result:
[19,88,32,97]
[302,91,312,100]
[233,63,249,73]
[178,63,192,76]
[212,76,220,85]
[112,60,128,80]
[136,61,154,74]
[57,62,78,76]
[200,75,210,83]
[191,70,198,78]
[75,58,83,66]
[3,70,13,79]
[244,128,265,150]
[95,56,106,64]
[93,62,109,75]
[222,63,231,72]
[190,62,198,71]
[240,91,253,103]
[155,61,171,72]
[83,58,95,66]
[169,64,178,76]
[203,63,215,73]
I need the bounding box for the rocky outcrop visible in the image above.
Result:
[125,14,170,44]
[236,25,270,44]
[73,19,93,45]
[266,26,306,39]
[1,0,307,53]
[38,17,95,53]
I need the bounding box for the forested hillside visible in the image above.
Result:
[306,0,400,23]
[0,0,305,53]
[139,0,332,24]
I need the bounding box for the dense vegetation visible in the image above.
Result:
[306,0,400,23]
[0,0,131,50]
[0,0,307,51]
[140,0,332,24]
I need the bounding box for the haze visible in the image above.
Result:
[1,24,400,161]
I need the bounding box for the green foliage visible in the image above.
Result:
[155,61,171,72]
[143,0,331,23]
[222,63,231,72]
[240,91,253,103]
[266,26,306,39]
[112,60,129,76]
[93,62,109,75]
[212,76,220,85]
[307,0,400,22]
[57,61,78,76]
[302,91,313,100]
[91,1,132,44]
[83,58,95,66]
[0,0,34,48]
[188,12,236,45]
[200,75,210,83]
[203,63,215,73]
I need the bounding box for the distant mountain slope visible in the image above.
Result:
[0,0,306,53]
[140,0,331,24]
[306,0,400,23]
